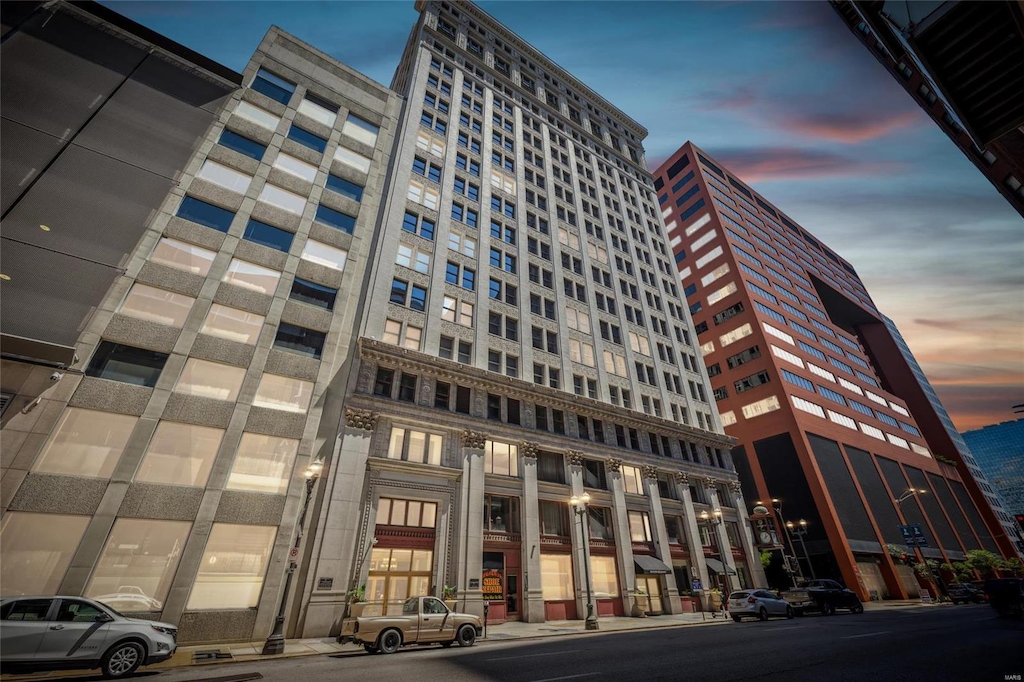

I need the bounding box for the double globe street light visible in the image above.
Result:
[569,492,599,631]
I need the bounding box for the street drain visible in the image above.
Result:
[191,651,235,663]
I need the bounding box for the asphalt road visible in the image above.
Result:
[95,605,1024,682]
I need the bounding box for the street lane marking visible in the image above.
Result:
[841,630,892,639]
[488,649,583,661]
[530,675,600,682]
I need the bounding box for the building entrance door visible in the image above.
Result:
[636,576,663,615]
[506,574,519,617]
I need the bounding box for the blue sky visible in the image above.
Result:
[106,0,1023,431]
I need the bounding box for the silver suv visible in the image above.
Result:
[0,596,177,678]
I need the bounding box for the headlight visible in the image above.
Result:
[152,625,177,637]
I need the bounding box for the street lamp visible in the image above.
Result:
[771,498,804,582]
[787,520,816,579]
[262,457,324,655]
[700,508,733,598]
[895,488,927,506]
[569,492,599,631]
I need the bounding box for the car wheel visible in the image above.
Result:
[850,602,864,614]
[363,644,378,654]
[456,624,477,647]
[758,607,769,621]
[731,615,742,622]
[822,603,836,616]
[377,629,402,655]
[786,606,794,619]
[101,641,144,679]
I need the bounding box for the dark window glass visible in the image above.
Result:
[243,219,293,252]
[287,125,327,153]
[1,598,52,621]
[325,174,364,202]
[274,323,326,359]
[252,68,295,104]
[218,130,266,160]
[177,196,235,233]
[435,381,451,409]
[582,459,607,489]
[374,368,394,396]
[457,341,472,364]
[315,204,357,233]
[487,393,502,420]
[398,374,417,402]
[438,336,454,360]
[538,452,565,484]
[86,341,168,387]
[507,398,521,425]
[290,277,337,311]
[390,279,408,305]
[456,385,472,414]
[409,285,427,311]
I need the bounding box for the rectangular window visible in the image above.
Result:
[258,184,306,214]
[226,433,299,494]
[621,465,645,495]
[325,174,364,202]
[297,95,338,127]
[201,304,264,345]
[253,373,313,412]
[290,278,337,311]
[335,146,372,173]
[224,258,281,295]
[197,160,252,194]
[0,513,90,596]
[287,124,328,153]
[300,239,347,271]
[234,101,281,130]
[272,152,318,182]
[175,358,246,401]
[177,196,236,232]
[540,553,575,600]
[314,204,357,233]
[86,341,168,387]
[187,524,276,609]
[150,237,216,276]
[119,283,195,327]
[388,427,442,465]
[33,408,138,478]
[627,511,652,542]
[274,323,326,359]
[376,499,438,528]
[251,68,295,104]
[485,440,519,477]
[136,421,224,487]
[243,219,294,252]
[342,114,380,146]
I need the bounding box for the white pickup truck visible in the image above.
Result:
[339,596,483,654]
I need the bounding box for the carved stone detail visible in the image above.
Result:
[674,471,690,485]
[520,441,539,460]
[606,457,623,473]
[641,465,659,480]
[704,476,718,489]
[566,450,585,467]
[462,430,487,450]
[345,408,379,431]
[729,480,743,493]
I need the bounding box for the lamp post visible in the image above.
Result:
[893,488,936,594]
[700,508,733,597]
[262,457,324,655]
[771,498,804,582]
[787,520,816,579]
[569,492,599,631]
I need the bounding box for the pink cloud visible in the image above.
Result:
[774,111,920,144]
[711,147,903,181]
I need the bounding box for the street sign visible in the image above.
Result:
[898,523,928,547]
[691,579,702,591]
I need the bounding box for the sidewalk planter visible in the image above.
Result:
[349,603,367,618]
[707,592,723,612]
[444,600,458,611]
[632,595,649,617]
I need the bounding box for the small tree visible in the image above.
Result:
[760,550,774,569]
[941,561,973,583]
[886,543,913,565]
[997,557,1024,577]
[965,549,1001,577]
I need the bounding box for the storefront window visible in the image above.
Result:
[484,440,519,477]
[628,511,652,542]
[86,519,191,612]
[366,548,433,615]
[540,553,574,600]
[590,556,619,597]
[186,524,276,610]
[587,506,614,540]
[225,433,299,495]
[33,408,138,479]
[483,495,520,533]
[0,512,89,595]
[387,427,442,465]
[376,498,437,527]
[539,500,569,537]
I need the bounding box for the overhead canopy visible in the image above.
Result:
[634,555,672,575]
[704,558,737,576]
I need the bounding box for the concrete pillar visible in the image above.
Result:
[643,466,683,614]
[456,429,486,617]
[675,471,712,611]
[706,478,738,594]
[606,458,637,616]
[520,442,545,623]
[567,450,587,620]
[731,483,768,588]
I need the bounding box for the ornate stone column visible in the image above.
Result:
[606,457,636,616]
[674,471,712,611]
[520,442,545,622]
[731,481,768,588]
[705,477,738,593]
[456,430,487,617]
[643,466,683,614]
[301,408,378,636]
[566,449,586,620]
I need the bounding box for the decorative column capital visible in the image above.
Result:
[462,430,487,450]
[641,465,659,481]
[703,476,718,489]
[729,480,743,493]
[520,441,539,460]
[673,471,690,485]
[566,450,585,467]
[605,457,623,473]
[344,408,379,431]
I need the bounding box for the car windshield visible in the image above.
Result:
[729,592,750,599]
[402,598,419,614]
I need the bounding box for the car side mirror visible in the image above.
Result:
[94,613,114,623]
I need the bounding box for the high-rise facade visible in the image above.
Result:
[830,1,1024,219]
[654,141,1018,602]
[962,420,1024,521]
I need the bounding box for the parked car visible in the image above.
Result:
[727,589,794,622]
[985,578,1024,618]
[0,596,177,678]
[340,596,483,654]
[781,579,864,616]
[948,582,987,605]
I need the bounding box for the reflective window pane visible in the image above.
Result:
[253,374,313,412]
[174,358,246,401]
[223,258,281,295]
[226,433,299,495]
[150,237,216,276]
[0,512,89,595]
[86,341,168,387]
[119,284,195,327]
[300,239,347,270]
[33,408,138,478]
[187,524,276,609]
[343,114,379,146]
[135,422,225,487]
[201,304,265,345]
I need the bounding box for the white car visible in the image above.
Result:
[728,589,794,622]
[0,596,177,678]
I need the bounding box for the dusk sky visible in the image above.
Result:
[107,0,1023,432]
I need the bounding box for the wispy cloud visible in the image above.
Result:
[707,146,904,181]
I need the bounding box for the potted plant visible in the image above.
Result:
[632,587,649,618]
[347,584,367,618]
[709,587,723,613]
[442,585,458,610]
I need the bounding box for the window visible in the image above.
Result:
[621,465,645,495]
[485,440,520,477]
[86,341,168,387]
[253,373,313,412]
[382,319,422,350]
[256,183,306,215]
[342,114,380,146]
[489,247,516,273]
[445,261,476,290]
[187,524,276,609]
[781,369,815,393]
[403,211,436,240]
[234,101,281,130]
[119,284,195,327]
[287,124,327,153]
[335,146,372,173]
[540,553,575,600]
[243,219,294,252]
[325,174,364,202]
[628,511,652,542]
[484,495,520,533]
[734,370,771,393]
[176,196,236,232]
[376,498,438,528]
[297,95,338,127]
[448,230,477,257]
[538,451,566,484]
[532,327,559,354]
[224,259,281,295]
[273,153,318,182]
[226,433,299,494]
[301,239,348,270]
[582,459,607,489]
[390,279,428,311]
[540,501,570,537]
[488,312,519,340]
[201,304,264,345]
[290,278,338,311]
[274,323,326,359]
[388,427,442,465]
[374,368,394,397]
[136,421,224,487]
[396,244,431,273]
[408,180,440,209]
[440,297,473,327]
[175,358,245,401]
[196,160,252,194]
[314,204,357,233]
[0,513,89,596]
[150,237,216,275]
[251,68,294,104]
[569,339,595,366]
[33,408,138,478]
[397,373,417,402]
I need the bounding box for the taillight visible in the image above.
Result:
[748,597,757,604]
